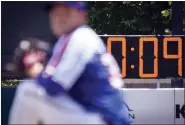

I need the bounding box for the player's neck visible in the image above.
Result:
[63,22,87,36]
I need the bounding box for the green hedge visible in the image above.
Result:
[1,80,19,86]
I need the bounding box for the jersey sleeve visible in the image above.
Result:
[51,42,91,90]
[36,26,106,95]
[45,31,101,91]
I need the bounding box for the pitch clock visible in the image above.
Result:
[100,35,184,78]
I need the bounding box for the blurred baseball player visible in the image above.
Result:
[36,1,132,125]
[8,38,51,124]
[9,38,105,124]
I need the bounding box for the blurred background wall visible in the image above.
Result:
[1,2,55,80]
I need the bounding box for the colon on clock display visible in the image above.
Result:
[100,35,184,78]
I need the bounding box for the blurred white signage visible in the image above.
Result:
[122,88,184,124]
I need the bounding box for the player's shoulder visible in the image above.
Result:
[70,25,106,52]
[16,78,37,91]
[73,25,98,38]
[15,79,46,98]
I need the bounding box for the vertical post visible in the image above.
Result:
[157,78,160,88]
[172,2,184,35]
[171,2,184,87]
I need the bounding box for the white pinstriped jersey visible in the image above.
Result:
[37,25,131,124]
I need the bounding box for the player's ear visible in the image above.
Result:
[82,12,88,19]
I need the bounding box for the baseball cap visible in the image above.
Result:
[46,1,88,11]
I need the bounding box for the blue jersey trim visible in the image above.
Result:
[36,73,65,96]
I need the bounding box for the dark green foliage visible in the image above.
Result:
[88,1,183,35]
[1,80,19,86]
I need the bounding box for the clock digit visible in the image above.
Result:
[139,37,158,78]
[107,37,126,77]
[163,37,182,76]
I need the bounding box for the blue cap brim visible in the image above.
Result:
[45,1,88,12]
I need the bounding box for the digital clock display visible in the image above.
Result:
[100,35,184,78]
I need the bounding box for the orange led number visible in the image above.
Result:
[139,37,158,78]
[107,37,126,77]
[163,37,182,76]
